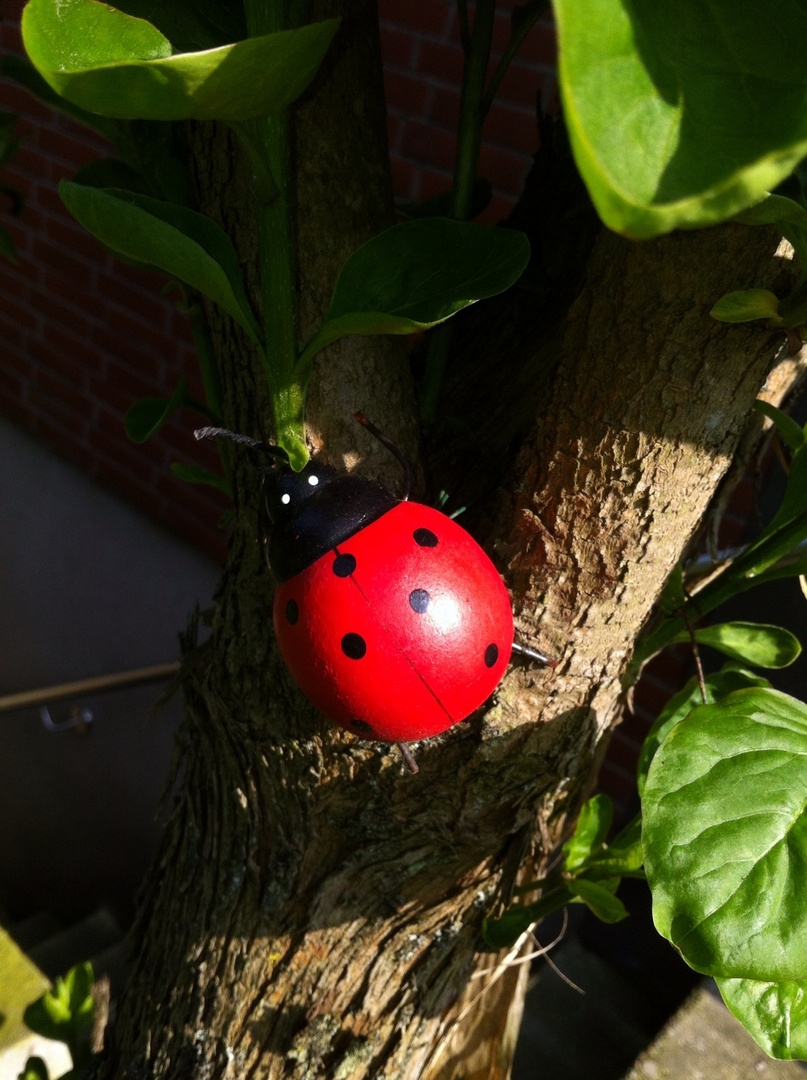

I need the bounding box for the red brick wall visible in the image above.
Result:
[380,0,556,221]
[0,7,230,558]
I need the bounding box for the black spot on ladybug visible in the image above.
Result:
[333,552,357,577]
[285,599,299,625]
[342,632,367,660]
[351,718,374,735]
[413,527,438,547]
[409,588,430,614]
[484,643,499,668]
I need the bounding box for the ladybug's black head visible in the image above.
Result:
[264,462,398,583]
[194,421,406,583]
[264,459,340,524]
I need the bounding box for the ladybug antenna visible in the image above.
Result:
[354,412,413,501]
[194,426,290,468]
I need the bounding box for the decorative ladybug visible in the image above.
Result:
[196,417,550,770]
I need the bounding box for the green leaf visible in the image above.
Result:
[750,548,807,587]
[643,688,807,980]
[125,376,188,442]
[710,290,783,326]
[637,665,770,796]
[481,906,535,950]
[754,401,806,452]
[563,794,613,872]
[59,182,262,344]
[18,1057,49,1080]
[553,0,807,238]
[23,0,340,122]
[734,194,807,284]
[584,813,645,879]
[299,219,530,370]
[764,444,807,542]
[718,975,807,1060]
[482,888,575,949]
[568,878,628,923]
[671,621,803,669]
[171,462,231,495]
[23,962,94,1043]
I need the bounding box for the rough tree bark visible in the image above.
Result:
[102,5,807,1079]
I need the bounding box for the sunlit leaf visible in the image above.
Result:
[718,975,807,1060]
[644,688,807,980]
[23,0,339,122]
[637,665,770,795]
[710,290,782,325]
[554,0,807,237]
[670,621,802,669]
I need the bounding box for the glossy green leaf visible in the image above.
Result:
[718,975,807,1060]
[125,377,188,443]
[563,794,613,872]
[671,621,803,669]
[171,462,231,495]
[569,878,628,924]
[299,219,530,370]
[644,688,807,980]
[710,290,782,326]
[22,0,339,122]
[59,182,262,344]
[554,0,807,238]
[637,665,770,795]
[23,962,94,1043]
[754,401,806,452]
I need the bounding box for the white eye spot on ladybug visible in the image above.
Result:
[281,493,291,505]
[308,474,319,486]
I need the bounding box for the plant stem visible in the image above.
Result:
[482,0,549,115]
[419,0,496,426]
[244,0,308,469]
[449,0,496,222]
[631,508,807,674]
[184,286,222,421]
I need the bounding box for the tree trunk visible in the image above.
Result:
[102,6,807,1078]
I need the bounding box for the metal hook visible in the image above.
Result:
[40,704,94,734]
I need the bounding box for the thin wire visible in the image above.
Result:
[354,412,412,500]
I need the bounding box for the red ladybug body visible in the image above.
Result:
[195,420,517,747]
[273,499,513,742]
